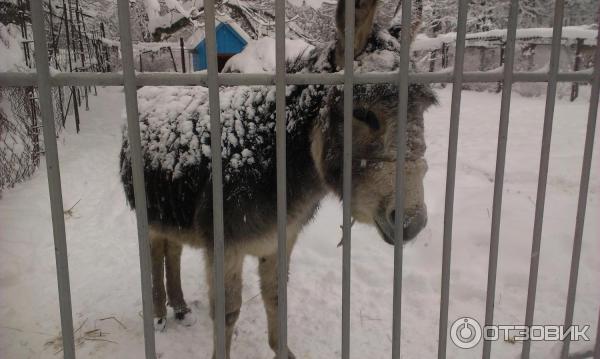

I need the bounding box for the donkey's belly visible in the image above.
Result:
[148,186,323,257]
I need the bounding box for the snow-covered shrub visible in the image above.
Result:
[222,37,314,73]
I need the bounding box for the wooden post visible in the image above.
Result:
[78,8,97,95]
[429,49,437,72]
[48,1,66,124]
[571,38,584,101]
[497,41,506,93]
[29,90,39,166]
[442,42,449,68]
[167,47,178,72]
[62,1,80,132]
[180,37,186,73]
[100,22,111,72]
[17,0,31,68]
[74,0,89,110]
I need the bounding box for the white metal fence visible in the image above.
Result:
[0,0,598,358]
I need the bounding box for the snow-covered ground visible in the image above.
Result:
[0,85,598,358]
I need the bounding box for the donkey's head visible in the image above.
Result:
[311,0,436,245]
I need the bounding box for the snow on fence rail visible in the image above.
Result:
[0,0,599,359]
[413,25,599,51]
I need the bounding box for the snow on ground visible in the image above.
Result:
[0,85,598,358]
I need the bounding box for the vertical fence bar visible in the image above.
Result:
[115,0,156,358]
[29,0,76,357]
[521,2,565,358]
[203,0,226,357]
[391,0,412,357]
[437,1,469,358]
[482,1,520,358]
[274,0,288,356]
[595,310,600,359]
[341,0,354,356]
[560,8,600,358]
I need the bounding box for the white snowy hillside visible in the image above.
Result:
[1,83,598,358]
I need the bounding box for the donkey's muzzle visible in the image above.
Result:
[376,208,427,245]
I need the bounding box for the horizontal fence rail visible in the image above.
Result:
[0,70,595,87]
[0,0,598,358]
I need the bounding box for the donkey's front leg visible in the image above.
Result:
[205,248,244,359]
[258,235,298,359]
[150,235,167,331]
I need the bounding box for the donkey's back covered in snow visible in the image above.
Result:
[120,0,436,357]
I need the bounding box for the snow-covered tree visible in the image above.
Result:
[564,0,598,26]
[130,0,153,42]
[421,0,597,36]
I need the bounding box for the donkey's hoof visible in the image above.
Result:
[174,308,196,327]
[273,350,296,359]
[154,317,167,332]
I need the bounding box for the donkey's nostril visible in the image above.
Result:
[388,210,396,224]
[403,212,426,241]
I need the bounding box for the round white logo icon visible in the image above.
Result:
[450,317,482,349]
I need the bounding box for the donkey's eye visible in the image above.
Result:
[353,109,380,130]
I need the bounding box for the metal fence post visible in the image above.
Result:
[560,7,600,358]
[522,1,565,357]
[203,0,227,357]
[482,1,520,358]
[115,0,156,357]
[341,0,355,356]
[29,0,76,357]
[274,0,288,356]
[391,0,413,357]
[437,1,469,357]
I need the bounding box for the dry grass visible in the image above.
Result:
[44,316,125,355]
[63,199,81,218]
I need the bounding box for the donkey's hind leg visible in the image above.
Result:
[150,235,168,331]
[165,240,194,325]
[258,235,298,359]
[205,248,244,359]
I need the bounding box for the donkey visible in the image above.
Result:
[120,0,436,357]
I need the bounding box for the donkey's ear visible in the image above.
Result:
[335,0,378,68]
